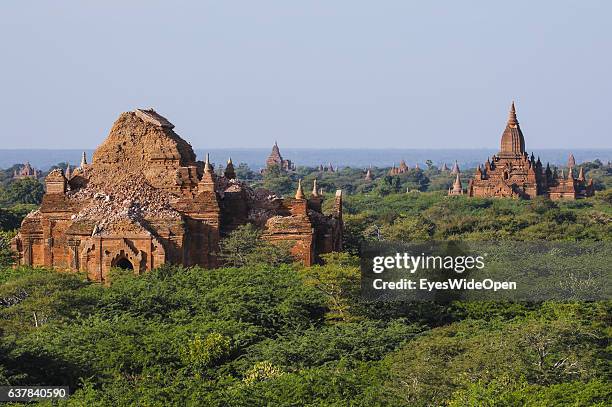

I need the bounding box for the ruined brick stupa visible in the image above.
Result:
[12,109,343,281]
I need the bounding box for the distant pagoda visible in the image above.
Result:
[265,142,295,172]
[13,162,41,179]
[454,102,593,200]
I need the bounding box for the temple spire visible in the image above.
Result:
[453,173,462,190]
[500,101,525,155]
[80,151,87,168]
[577,167,585,181]
[295,179,305,200]
[507,101,518,126]
[224,157,236,179]
[204,153,213,173]
[451,160,460,175]
[311,179,320,197]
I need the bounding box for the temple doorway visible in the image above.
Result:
[114,257,134,270]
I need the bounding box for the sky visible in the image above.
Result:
[0,1,610,150]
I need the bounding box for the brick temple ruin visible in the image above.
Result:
[449,102,594,200]
[12,109,343,281]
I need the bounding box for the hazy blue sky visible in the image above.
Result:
[1,1,610,149]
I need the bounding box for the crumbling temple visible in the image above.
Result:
[12,109,343,281]
[451,102,594,200]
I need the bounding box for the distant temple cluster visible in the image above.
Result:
[388,160,421,175]
[449,102,594,200]
[318,163,336,173]
[13,162,41,179]
[12,109,342,281]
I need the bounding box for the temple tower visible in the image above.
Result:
[499,101,526,157]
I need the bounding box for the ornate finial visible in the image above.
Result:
[508,101,518,126]
[227,157,233,164]
[311,179,319,197]
[295,179,305,200]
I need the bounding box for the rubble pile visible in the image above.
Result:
[69,172,181,234]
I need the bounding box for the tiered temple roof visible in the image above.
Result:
[454,102,593,200]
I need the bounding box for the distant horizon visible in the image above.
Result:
[2,147,612,151]
[2,147,610,172]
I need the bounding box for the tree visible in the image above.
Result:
[235,163,258,181]
[219,224,294,267]
[0,231,16,267]
[262,165,294,196]
[0,178,45,206]
[299,253,361,322]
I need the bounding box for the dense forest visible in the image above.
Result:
[0,162,610,406]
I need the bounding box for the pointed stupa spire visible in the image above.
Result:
[577,167,585,181]
[567,153,576,168]
[204,153,213,173]
[224,157,236,179]
[295,179,305,200]
[451,160,460,175]
[560,168,566,179]
[500,101,525,155]
[80,151,87,168]
[311,179,320,197]
[507,101,518,126]
[568,166,574,179]
[450,173,463,195]
[65,163,71,179]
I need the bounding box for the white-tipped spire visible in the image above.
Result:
[311,179,320,197]
[80,151,87,168]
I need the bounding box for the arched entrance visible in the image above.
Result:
[114,257,134,270]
